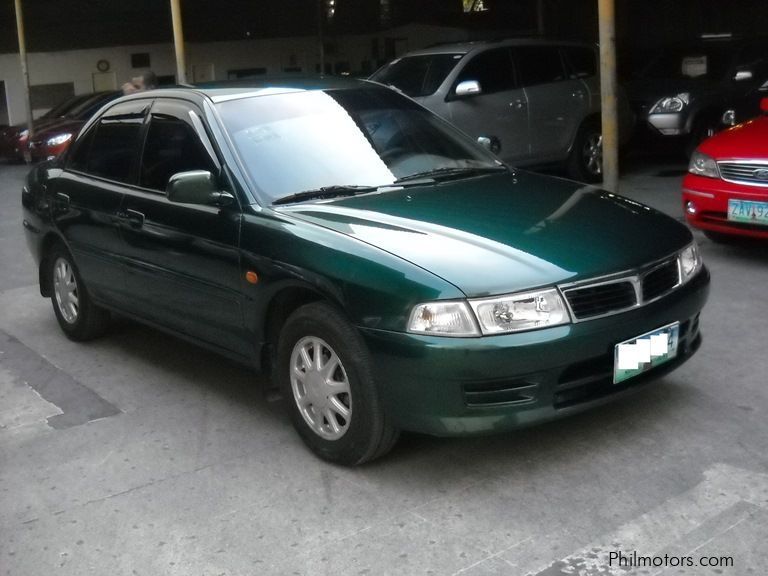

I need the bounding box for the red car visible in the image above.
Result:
[27,91,120,162]
[683,97,768,241]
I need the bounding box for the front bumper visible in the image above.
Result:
[683,174,768,238]
[361,268,709,436]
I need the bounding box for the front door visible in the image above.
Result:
[443,47,530,164]
[118,100,246,355]
[52,100,149,305]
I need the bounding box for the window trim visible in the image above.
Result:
[64,99,151,186]
[135,99,224,196]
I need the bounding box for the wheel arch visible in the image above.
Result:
[38,232,68,298]
[258,283,332,376]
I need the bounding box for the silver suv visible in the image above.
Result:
[371,39,633,183]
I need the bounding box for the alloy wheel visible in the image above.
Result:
[289,336,352,440]
[53,257,79,324]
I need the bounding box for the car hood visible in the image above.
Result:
[31,120,84,141]
[276,171,692,298]
[699,115,768,159]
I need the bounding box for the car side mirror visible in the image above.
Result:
[166,170,235,207]
[477,135,501,154]
[455,80,482,98]
[734,69,753,82]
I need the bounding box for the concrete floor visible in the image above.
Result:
[1,158,767,576]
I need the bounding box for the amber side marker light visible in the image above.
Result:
[245,271,259,284]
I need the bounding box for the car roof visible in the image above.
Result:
[401,38,595,57]
[116,77,377,105]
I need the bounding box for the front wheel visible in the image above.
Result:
[567,119,603,183]
[48,244,110,341]
[276,302,398,465]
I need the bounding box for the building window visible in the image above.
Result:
[131,53,151,68]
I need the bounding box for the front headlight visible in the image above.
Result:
[678,242,702,284]
[688,150,719,178]
[468,288,570,335]
[650,93,690,114]
[46,133,72,147]
[408,301,479,337]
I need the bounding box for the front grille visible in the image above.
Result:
[564,281,637,320]
[641,259,679,301]
[718,162,768,187]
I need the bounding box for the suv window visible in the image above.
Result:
[372,54,463,97]
[455,48,516,94]
[561,46,597,79]
[70,101,147,182]
[514,46,567,86]
[140,105,216,192]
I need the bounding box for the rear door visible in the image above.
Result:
[118,99,246,354]
[514,45,590,161]
[443,47,530,163]
[53,100,149,305]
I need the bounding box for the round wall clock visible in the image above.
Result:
[97,59,110,72]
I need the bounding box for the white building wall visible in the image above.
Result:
[0,24,468,125]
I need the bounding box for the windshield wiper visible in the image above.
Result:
[272,185,379,206]
[394,165,507,184]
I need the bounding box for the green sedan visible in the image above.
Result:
[22,79,709,464]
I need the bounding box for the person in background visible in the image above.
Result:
[122,71,158,95]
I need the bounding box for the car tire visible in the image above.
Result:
[276,302,399,465]
[48,244,110,341]
[567,119,603,184]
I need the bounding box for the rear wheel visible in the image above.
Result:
[276,302,398,465]
[567,119,603,183]
[48,245,110,341]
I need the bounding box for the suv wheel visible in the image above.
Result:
[276,302,399,465]
[568,119,603,183]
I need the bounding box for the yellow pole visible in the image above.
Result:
[597,0,619,192]
[170,0,187,84]
[13,0,34,163]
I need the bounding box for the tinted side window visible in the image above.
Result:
[67,125,96,172]
[455,48,516,94]
[562,46,597,79]
[84,102,147,183]
[140,111,215,192]
[515,46,567,86]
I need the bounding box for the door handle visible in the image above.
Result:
[118,209,145,228]
[510,99,526,110]
[572,90,585,99]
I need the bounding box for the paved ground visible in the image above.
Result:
[1,157,767,576]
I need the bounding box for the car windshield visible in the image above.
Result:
[42,94,92,119]
[639,44,733,80]
[65,93,118,120]
[370,54,464,97]
[217,87,501,204]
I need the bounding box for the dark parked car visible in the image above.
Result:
[22,80,709,464]
[370,39,634,183]
[629,35,768,154]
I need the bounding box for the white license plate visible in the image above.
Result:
[613,322,680,384]
[728,199,768,225]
